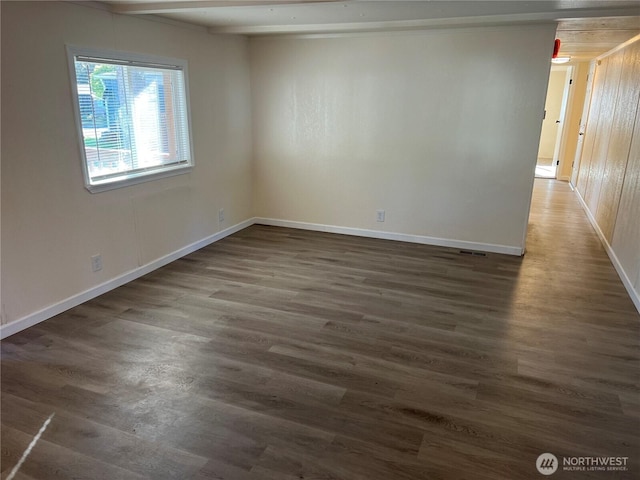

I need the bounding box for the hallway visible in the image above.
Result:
[1,180,639,480]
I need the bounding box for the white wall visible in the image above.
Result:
[1,2,253,326]
[575,37,640,310]
[249,25,556,252]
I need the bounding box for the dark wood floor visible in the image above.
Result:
[2,180,639,479]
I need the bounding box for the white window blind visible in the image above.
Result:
[68,47,193,192]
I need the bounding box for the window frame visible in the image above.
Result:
[67,45,195,193]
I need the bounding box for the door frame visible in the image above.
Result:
[570,61,597,187]
[551,65,573,179]
[535,65,573,179]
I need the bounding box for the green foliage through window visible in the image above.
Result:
[90,64,116,99]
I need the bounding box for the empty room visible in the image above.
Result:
[1,1,639,479]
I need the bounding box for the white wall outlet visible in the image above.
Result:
[91,254,103,272]
[376,209,385,222]
[218,208,225,223]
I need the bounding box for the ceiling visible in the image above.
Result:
[102,0,640,60]
[556,15,639,60]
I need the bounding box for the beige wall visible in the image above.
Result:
[0,5,561,331]
[1,2,253,325]
[575,37,640,305]
[249,25,556,250]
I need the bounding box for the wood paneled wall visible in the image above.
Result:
[575,36,640,307]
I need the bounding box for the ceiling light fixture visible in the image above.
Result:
[552,56,571,64]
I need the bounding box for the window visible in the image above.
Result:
[68,47,193,192]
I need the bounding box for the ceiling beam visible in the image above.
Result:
[110,0,346,15]
[205,7,640,35]
[557,17,640,31]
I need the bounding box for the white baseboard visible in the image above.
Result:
[5,205,634,339]
[0,218,254,340]
[254,218,524,256]
[0,216,527,339]
[574,189,640,313]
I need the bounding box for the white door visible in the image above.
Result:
[571,61,597,187]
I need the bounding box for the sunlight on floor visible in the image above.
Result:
[5,413,55,480]
[535,164,557,178]
[535,157,556,178]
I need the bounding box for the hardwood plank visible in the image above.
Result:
[0,425,149,480]
[1,393,208,480]
[2,179,638,479]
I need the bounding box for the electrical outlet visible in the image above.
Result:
[376,210,385,222]
[91,254,103,272]
[218,208,225,223]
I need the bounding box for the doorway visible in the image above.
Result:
[536,65,572,178]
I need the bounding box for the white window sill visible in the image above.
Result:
[85,165,193,193]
